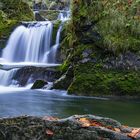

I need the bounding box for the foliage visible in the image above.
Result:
[0,0,34,38]
[67,0,140,54]
[56,0,140,96]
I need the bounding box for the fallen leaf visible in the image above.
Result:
[128,128,140,139]
[114,128,121,133]
[46,129,54,136]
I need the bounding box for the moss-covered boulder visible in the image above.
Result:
[53,0,140,96]
[0,115,138,140]
[53,66,74,90]
[31,80,48,89]
[0,0,34,41]
[39,10,60,21]
[68,62,140,96]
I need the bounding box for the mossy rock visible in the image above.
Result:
[52,20,61,45]
[68,0,140,54]
[31,80,48,89]
[0,0,34,39]
[56,0,140,97]
[68,62,140,96]
[39,10,60,21]
[53,66,74,90]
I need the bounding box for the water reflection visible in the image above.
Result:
[0,89,139,127]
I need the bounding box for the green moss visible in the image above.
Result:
[51,20,61,45]
[68,0,140,54]
[31,80,47,89]
[68,63,140,96]
[0,19,18,38]
[1,0,34,21]
[59,59,70,73]
[0,0,34,39]
[56,0,140,96]
[39,10,59,21]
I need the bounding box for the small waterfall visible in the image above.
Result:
[46,11,70,63]
[0,69,18,86]
[50,25,63,63]
[2,21,53,63]
[57,11,70,22]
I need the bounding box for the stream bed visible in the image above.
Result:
[0,88,139,127]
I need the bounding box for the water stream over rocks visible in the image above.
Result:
[0,10,70,88]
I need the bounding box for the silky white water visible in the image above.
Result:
[0,11,70,87]
[0,69,18,86]
[2,21,53,63]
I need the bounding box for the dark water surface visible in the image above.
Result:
[0,88,139,127]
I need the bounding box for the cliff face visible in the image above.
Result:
[54,0,140,96]
[0,0,34,47]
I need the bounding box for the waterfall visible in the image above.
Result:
[1,11,70,64]
[57,11,70,22]
[44,24,63,63]
[46,11,70,63]
[0,10,70,87]
[2,21,53,63]
[0,69,18,86]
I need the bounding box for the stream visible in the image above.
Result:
[0,88,139,127]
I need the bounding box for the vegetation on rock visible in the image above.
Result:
[0,115,139,140]
[0,0,34,39]
[31,79,48,89]
[54,0,140,96]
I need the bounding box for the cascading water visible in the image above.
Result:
[2,21,53,63]
[0,69,18,86]
[44,24,63,63]
[0,10,70,88]
[57,11,70,22]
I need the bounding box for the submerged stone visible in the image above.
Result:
[31,80,48,89]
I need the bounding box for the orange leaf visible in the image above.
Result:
[128,128,140,139]
[114,128,121,133]
[46,129,54,136]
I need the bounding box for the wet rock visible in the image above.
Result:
[49,0,69,10]
[49,2,58,10]
[0,115,137,140]
[80,58,91,63]
[31,80,48,89]
[53,66,74,90]
[0,38,6,48]
[34,12,46,21]
[82,49,92,58]
[103,52,140,70]
[39,10,60,21]
[33,1,47,10]
[13,66,60,86]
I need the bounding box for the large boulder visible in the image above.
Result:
[53,66,74,90]
[0,115,139,140]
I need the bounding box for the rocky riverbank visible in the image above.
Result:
[0,115,139,140]
[52,0,140,96]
